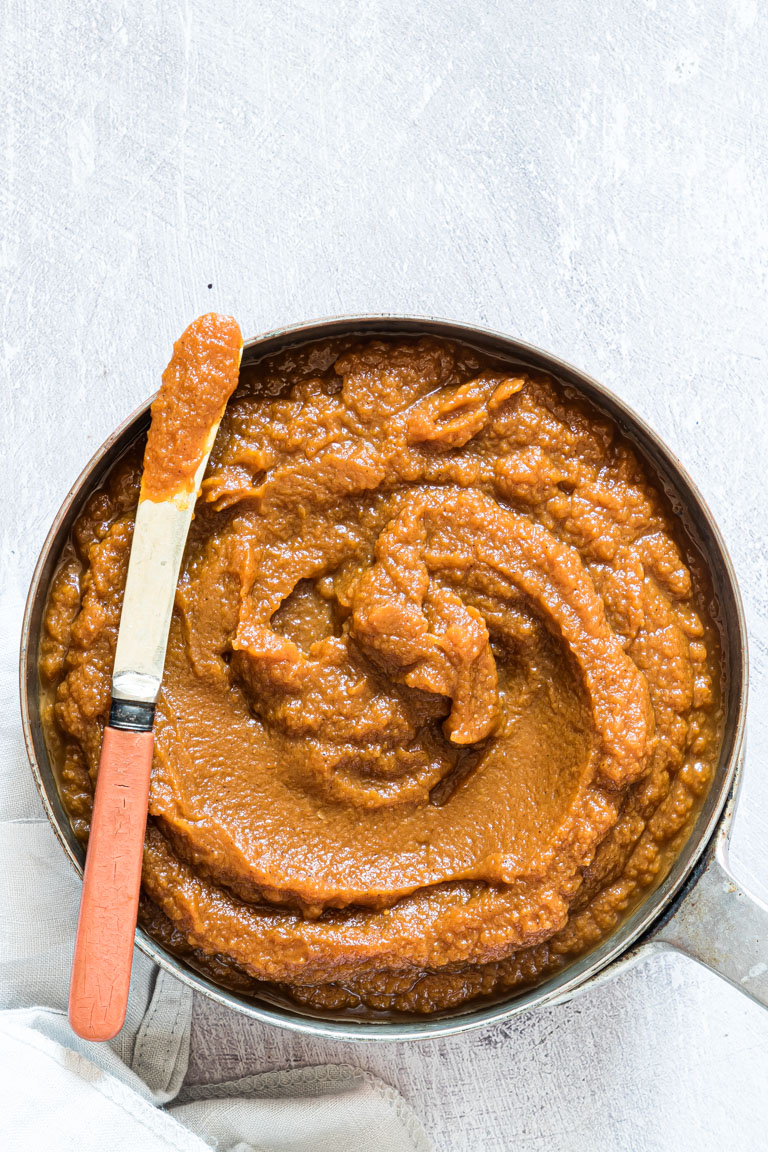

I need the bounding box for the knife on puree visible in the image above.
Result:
[69,313,243,1041]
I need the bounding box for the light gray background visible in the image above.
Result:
[2,2,767,1149]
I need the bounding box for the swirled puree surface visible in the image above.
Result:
[41,336,723,1015]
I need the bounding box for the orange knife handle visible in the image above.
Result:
[68,725,154,1041]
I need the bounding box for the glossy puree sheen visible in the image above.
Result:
[41,335,723,1014]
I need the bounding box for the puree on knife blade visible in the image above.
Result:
[40,334,722,1014]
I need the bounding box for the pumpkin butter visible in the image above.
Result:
[41,335,723,1014]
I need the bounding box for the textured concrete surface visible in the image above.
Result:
[2,2,767,1149]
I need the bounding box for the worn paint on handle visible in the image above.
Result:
[68,726,154,1041]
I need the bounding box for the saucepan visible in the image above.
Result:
[19,316,767,1041]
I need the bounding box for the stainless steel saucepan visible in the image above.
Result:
[20,316,768,1041]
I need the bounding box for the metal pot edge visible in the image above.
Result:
[19,313,750,1042]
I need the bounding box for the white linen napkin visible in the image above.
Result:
[0,589,431,1151]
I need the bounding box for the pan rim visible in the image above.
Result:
[19,312,749,1041]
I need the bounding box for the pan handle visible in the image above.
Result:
[649,809,768,1010]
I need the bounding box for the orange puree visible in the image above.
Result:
[41,334,722,1015]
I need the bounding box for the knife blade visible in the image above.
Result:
[110,423,222,710]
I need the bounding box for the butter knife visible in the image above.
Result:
[68,314,243,1041]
